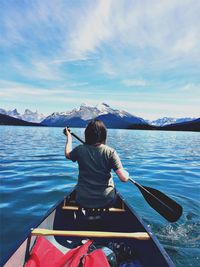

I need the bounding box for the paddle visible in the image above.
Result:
[129,178,182,222]
[63,127,183,222]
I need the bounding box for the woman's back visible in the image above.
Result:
[70,144,122,208]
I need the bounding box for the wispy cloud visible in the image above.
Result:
[179,83,200,92]
[122,79,148,87]
[100,60,117,77]
[67,0,113,59]
[10,58,62,81]
[1,1,200,71]
[0,80,74,98]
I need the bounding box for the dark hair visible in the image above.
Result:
[85,119,107,145]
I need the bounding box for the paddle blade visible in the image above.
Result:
[137,185,183,222]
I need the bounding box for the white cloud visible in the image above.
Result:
[12,59,62,81]
[173,30,199,54]
[101,60,116,77]
[180,83,200,92]
[122,79,147,87]
[69,82,89,87]
[0,80,74,98]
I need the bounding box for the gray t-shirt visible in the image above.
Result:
[69,144,122,208]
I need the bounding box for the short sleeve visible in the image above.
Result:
[110,150,122,171]
[69,146,80,162]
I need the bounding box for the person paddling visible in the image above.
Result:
[64,119,129,209]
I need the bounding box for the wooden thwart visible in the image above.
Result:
[31,228,150,240]
[62,198,126,213]
[62,206,125,212]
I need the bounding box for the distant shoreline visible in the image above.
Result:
[1,124,199,133]
[127,121,200,132]
[0,113,199,132]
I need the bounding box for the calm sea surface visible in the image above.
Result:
[0,126,200,266]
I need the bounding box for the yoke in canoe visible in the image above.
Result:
[3,189,175,267]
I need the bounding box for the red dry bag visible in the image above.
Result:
[25,237,110,267]
[57,239,109,267]
[25,236,64,267]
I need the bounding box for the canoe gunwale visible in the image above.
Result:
[117,193,176,267]
[2,189,74,266]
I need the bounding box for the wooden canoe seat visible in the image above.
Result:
[62,197,126,213]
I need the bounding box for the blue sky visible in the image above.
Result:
[0,0,199,119]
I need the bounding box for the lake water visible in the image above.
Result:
[0,126,200,266]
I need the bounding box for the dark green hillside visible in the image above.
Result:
[128,118,200,132]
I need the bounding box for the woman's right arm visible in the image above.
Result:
[115,168,129,182]
[110,149,129,182]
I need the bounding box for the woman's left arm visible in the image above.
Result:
[64,128,72,159]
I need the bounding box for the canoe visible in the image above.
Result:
[3,189,175,267]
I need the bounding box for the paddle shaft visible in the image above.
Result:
[71,132,85,144]
[63,127,85,144]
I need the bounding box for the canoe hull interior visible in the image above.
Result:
[3,190,175,267]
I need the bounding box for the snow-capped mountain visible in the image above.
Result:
[42,103,147,128]
[22,109,46,123]
[150,117,197,126]
[0,108,7,115]
[0,108,45,123]
[5,108,21,119]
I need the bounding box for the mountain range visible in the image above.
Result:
[150,117,197,126]
[41,103,147,128]
[0,108,45,123]
[0,104,199,130]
